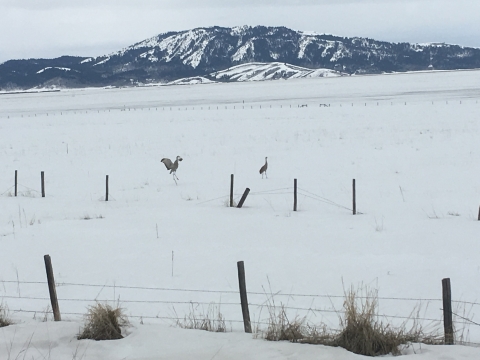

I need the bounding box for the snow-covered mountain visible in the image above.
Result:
[210,62,343,82]
[1,26,480,90]
[169,62,344,85]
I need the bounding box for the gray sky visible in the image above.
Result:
[1,0,479,63]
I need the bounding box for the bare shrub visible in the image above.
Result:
[0,302,13,327]
[175,302,227,332]
[78,303,129,341]
[262,285,442,356]
[264,304,305,342]
[81,214,104,220]
[453,300,474,345]
[258,301,336,345]
[338,286,443,355]
[333,286,405,355]
[36,305,53,322]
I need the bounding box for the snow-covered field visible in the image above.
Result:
[1,70,480,359]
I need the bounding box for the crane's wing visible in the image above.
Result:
[161,158,173,170]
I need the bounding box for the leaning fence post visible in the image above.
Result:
[237,261,252,333]
[44,255,61,321]
[237,188,250,208]
[293,178,297,211]
[230,174,234,207]
[41,171,45,197]
[106,175,109,201]
[352,179,356,215]
[442,278,454,345]
[14,170,17,197]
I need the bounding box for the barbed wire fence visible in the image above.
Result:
[1,269,480,346]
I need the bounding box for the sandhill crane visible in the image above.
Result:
[259,157,268,179]
[161,156,183,185]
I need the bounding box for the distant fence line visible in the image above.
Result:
[2,170,359,215]
[3,171,479,222]
[0,98,477,119]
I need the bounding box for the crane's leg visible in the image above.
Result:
[172,171,179,185]
[266,170,268,179]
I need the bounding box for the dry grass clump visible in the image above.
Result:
[0,302,13,327]
[333,287,408,356]
[77,303,129,341]
[262,285,442,357]
[264,305,306,342]
[260,301,335,345]
[333,286,442,356]
[175,303,227,332]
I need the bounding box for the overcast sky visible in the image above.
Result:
[1,0,479,63]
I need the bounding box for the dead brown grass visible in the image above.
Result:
[77,303,129,341]
[264,305,305,342]
[175,302,227,332]
[263,285,442,356]
[334,287,407,355]
[0,302,12,327]
[333,286,442,355]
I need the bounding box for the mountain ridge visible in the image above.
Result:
[1,25,480,90]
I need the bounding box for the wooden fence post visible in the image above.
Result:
[230,174,234,207]
[237,261,252,333]
[41,171,45,197]
[44,255,61,321]
[352,179,356,215]
[237,188,250,208]
[106,175,109,201]
[442,278,454,344]
[14,170,17,197]
[293,179,297,211]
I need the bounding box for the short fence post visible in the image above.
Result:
[44,255,61,321]
[41,171,45,197]
[230,174,234,207]
[237,261,252,333]
[106,175,109,201]
[14,170,17,197]
[293,179,297,211]
[478,206,480,221]
[442,278,454,345]
[237,188,250,208]
[352,179,356,215]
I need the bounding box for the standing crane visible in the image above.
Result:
[259,157,268,179]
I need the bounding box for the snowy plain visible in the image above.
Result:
[1,70,480,359]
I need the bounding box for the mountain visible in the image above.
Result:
[1,26,480,90]
[167,62,343,85]
[209,62,342,82]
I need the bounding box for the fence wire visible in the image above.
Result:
[0,279,464,303]
[4,279,480,328]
